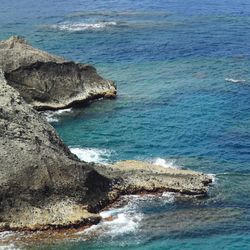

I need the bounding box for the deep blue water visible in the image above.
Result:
[1,0,250,249]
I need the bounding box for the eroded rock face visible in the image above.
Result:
[0,71,113,230]
[0,36,116,110]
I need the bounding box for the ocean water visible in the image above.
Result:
[1,0,250,249]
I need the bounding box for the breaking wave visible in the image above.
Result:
[80,193,176,238]
[225,78,246,83]
[80,196,143,237]
[42,108,72,123]
[151,157,182,169]
[207,173,217,184]
[162,191,176,203]
[0,245,18,250]
[0,231,19,250]
[69,147,113,164]
[50,21,117,31]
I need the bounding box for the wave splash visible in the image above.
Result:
[81,196,143,237]
[207,173,216,184]
[50,21,117,31]
[0,231,19,250]
[80,193,176,238]
[69,147,112,164]
[42,108,72,123]
[152,157,182,169]
[0,245,18,250]
[162,192,176,203]
[225,78,246,83]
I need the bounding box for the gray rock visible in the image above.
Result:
[0,70,113,230]
[94,160,212,196]
[0,36,116,111]
[0,71,212,231]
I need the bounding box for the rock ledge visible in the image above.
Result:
[0,36,116,111]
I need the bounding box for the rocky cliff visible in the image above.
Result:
[0,36,116,111]
[0,53,212,231]
[0,70,114,230]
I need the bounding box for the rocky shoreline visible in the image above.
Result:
[0,36,116,111]
[0,36,212,231]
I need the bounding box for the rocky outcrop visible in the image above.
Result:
[0,36,116,111]
[0,70,113,230]
[0,71,212,231]
[94,160,212,196]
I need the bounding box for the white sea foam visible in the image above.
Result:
[207,173,217,184]
[0,245,19,250]
[152,158,182,169]
[81,212,142,237]
[69,147,112,164]
[101,212,142,235]
[50,21,117,31]
[82,196,143,237]
[55,108,72,114]
[0,231,16,239]
[162,192,176,203]
[225,78,246,83]
[42,108,72,123]
[99,207,124,219]
[79,193,176,238]
[0,231,19,250]
[44,115,59,123]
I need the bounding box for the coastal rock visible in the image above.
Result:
[0,71,212,231]
[0,36,116,110]
[0,71,113,230]
[94,160,212,196]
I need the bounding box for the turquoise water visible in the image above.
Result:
[1,0,250,249]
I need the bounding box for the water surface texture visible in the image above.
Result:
[1,0,250,249]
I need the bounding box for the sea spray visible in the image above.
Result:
[79,194,176,239]
[162,192,176,203]
[0,245,19,250]
[81,198,143,238]
[0,231,20,250]
[225,78,246,83]
[69,147,113,164]
[207,173,217,184]
[42,108,72,123]
[152,158,182,169]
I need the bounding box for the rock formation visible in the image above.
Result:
[0,70,113,230]
[0,36,116,111]
[0,49,212,231]
[94,160,212,196]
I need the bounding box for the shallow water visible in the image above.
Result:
[1,0,250,249]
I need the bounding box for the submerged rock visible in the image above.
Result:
[0,36,116,111]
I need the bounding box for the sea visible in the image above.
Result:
[0,0,250,249]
